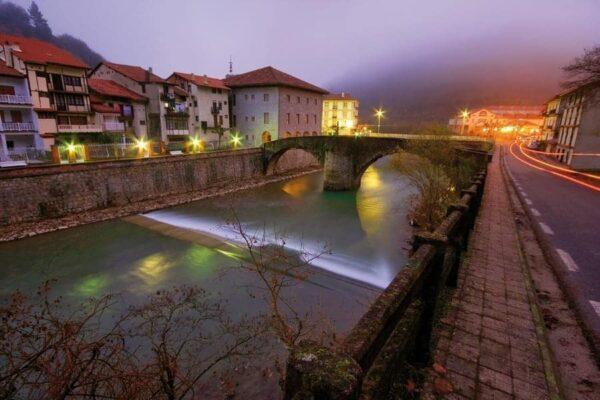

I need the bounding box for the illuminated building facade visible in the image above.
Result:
[449,105,543,137]
[541,96,561,142]
[553,83,600,171]
[322,92,359,135]
[224,66,327,147]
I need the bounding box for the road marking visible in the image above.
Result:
[590,301,600,317]
[539,222,554,235]
[556,249,579,272]
[531,208,541,217]
[525,198,533,205]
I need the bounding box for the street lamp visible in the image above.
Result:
[460,109,469,135]
[374,108,385,134]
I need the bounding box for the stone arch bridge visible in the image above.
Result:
[263,135,490,191]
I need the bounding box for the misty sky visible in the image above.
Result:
[12,0,600,89]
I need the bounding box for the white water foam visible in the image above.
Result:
[143,210,392,288]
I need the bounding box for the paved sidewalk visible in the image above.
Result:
[423,151,557,399]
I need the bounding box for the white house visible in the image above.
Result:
[167,72,230,147]
[223,66,328,147]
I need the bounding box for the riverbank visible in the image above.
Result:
[0,166,321,242]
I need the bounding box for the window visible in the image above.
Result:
[314,98,317,105]
[264,112,269,124]
[244,94,248,101]
[140,120,146,125]
[219,115,223,125]
[314,114,317,124]
[217,89,222,94]
[224,101,227,105]
[305,114,309,124]
[0,85,15,95]
[195,116,199,122]
[287,94,291,102]
[245,116,249,122]
[212,88,217,94]
[141,84,146,93]
[263,93,269,102]
[63,75,82,86]
[297,96,300,103]
[306,97,309,104]
[251,94,255,100]
[286,113,290,124]
[193,100,198,107]
[296,114,300,124]
[251,116,255,122]
[232,115,237,127]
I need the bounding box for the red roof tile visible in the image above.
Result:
[91,103,120,114]
[169,72,230,90]
[223,66,328,94]
[88,78,147,102]
[0,59,23,77]
[324,92,356,101]
[0,33,87,68]
[99,61,166,84]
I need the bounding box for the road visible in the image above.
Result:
[503,142,600,340]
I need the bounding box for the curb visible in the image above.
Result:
[499,147,600,364]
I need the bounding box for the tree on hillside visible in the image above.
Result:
[562,45,600,88]
[28,1,52,41]
[54,34,104,67]
[0,0,33,36]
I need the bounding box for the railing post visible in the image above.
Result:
[51,145,60,164]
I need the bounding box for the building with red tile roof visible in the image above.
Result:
[170,72,229,90]
[90,62,190,142]
[167,72,230,144]
[0,59,24,78]
[225,66,327,146]
[0,33,87,68]
[0,35,95,150]
[88,78,149,138]
[223,66,327,94]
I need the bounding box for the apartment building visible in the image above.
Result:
[167,72,229,145]
[322,92,359,135]
[0,33,95,150]
[223,66,327,147]
[553,83,600,170]
[540,96,561,143]
[90,62,189,143]
[0,58,41,161]
[88,78,148,139]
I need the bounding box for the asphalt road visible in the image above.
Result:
[503,143,600,340]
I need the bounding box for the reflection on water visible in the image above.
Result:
[134,252,176,286]
[73,274,108,297]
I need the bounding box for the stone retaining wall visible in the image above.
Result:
[0,148,319,227]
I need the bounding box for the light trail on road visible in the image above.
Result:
[521,147,600,157]
[509,142,600,192]
[518,144,600,181]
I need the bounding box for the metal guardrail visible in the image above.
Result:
[0,94,31,104]
[0,122,36,132]
[283,166,490,399]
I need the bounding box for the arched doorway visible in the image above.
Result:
[312,131,318,136]
[284,131,292,138]
[303,131,310,137]
[295,131,301,137]
[262,131,272,143]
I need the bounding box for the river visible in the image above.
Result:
[0,156,416,397]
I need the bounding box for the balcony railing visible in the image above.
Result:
[103,121,126,132]
[0,122,36,132]
[57,124,102,133]
[0,94,32,105]
[165,128,190,136]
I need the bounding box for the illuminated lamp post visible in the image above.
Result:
[374,108,385,134]
[135,138,149,158]
[230,133,242,149]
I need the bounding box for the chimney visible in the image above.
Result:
[204,74,208,84]
[146,67,153,82]
[4,42,13,68]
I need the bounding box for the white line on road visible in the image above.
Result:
[556,249,579,272]
[525,198,533,206]
[539,222,554,235]
[590,300,600,318]
[531,208,541,217]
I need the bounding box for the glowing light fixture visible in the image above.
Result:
[230,133,242,148]
[374,108,385,133]
[66,143,76,153]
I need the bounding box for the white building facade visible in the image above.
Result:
[167,73,230,147]
[322,92,359,135]
[224,67,327,147]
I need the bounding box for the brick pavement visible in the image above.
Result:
[423,151,557,400]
